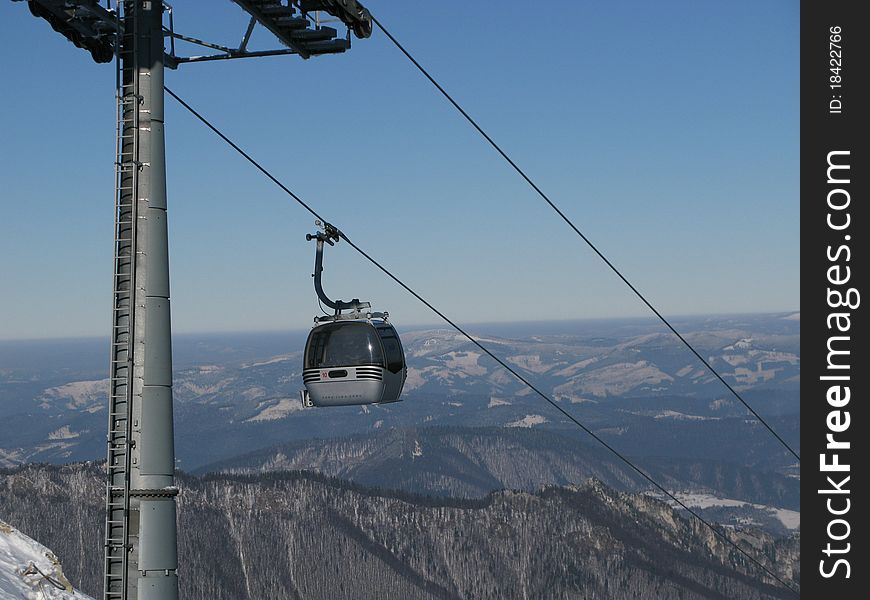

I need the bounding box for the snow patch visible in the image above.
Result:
[733,363,778,385]
[724,338,754,350]
[506,354,551,374]
[403,367,430,391]
[443,351,487,376]
[0,449,25,469]
[177,378,236,397]
[506,414,548,428]
[47,426,79,441]
[0,520,94,599]
[770,508,801,530]
[757,350,799,364]
[553,357,599,378]
[241,387,267,401]
[488,397,511,408]
[721,354,750,367]
[553,393,597,404]
[245,354,294,368]
[652,410,715,421]
[674,365,694,377]
[554,361,673,398]
[244,398,302,422]
[708,398,731,411]
[41,380,108,411]
[487,370,515,386]
[661,493,800,531]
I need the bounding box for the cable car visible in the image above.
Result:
[300,222,407,407]
[303,318,406,406]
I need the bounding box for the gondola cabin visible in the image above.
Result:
[302,318,407,407]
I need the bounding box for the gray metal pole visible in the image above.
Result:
[131,2,179,598]
[104,2,177,599]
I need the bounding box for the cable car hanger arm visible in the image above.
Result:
[306,221,371,314]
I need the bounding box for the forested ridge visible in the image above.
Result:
[1,463,798,599]
[204,426,800,512]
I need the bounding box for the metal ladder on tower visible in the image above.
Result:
[104,4,139,598]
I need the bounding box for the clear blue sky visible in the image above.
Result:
[0,1,799,340]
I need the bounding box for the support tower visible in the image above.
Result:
[104,2,177,599]
[12,2,374,598]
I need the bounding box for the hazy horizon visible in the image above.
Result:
[0,308,799,343]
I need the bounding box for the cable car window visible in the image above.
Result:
[306,323,384,369]
[376,327,405,374]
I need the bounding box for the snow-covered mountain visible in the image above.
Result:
[0,313,799,470]
[0,519,93,599]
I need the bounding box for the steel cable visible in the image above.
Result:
[165,86,799,596]
[370,15,800,465]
